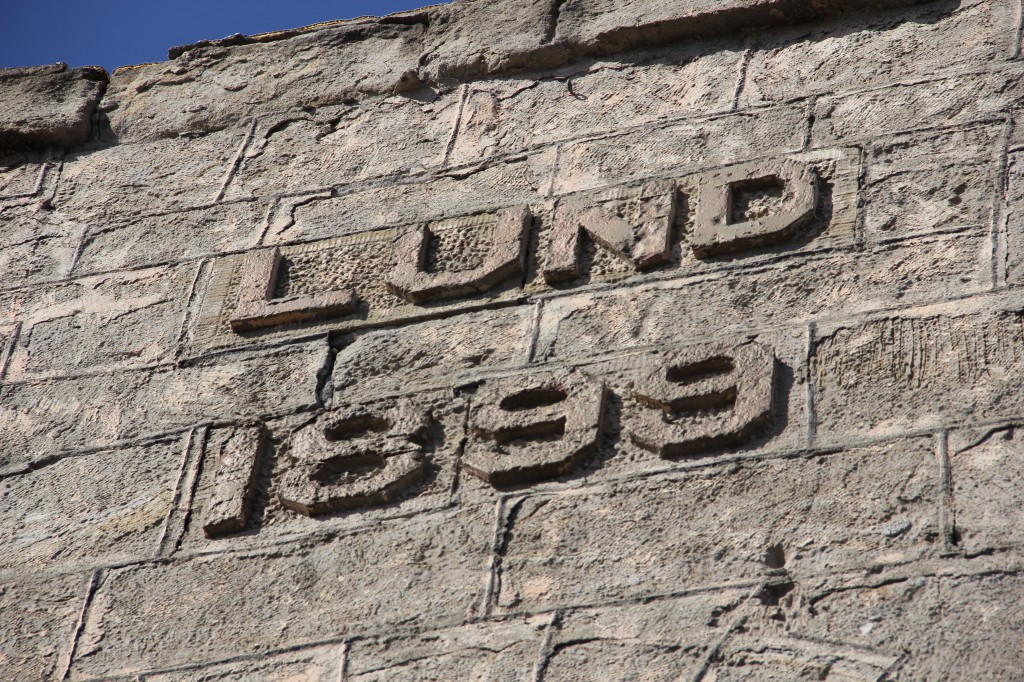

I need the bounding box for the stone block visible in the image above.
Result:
[143,642,344,681]
[54,128,246,221]
[543,588,752,681]
[766,571,1024,680]
[812,69,1020,146]
[0,148,58,204]
[554,0,935,57]
[706,634,898,680]
[332,307,535,401]
[812,305,1024,445]
[861,124,1001,238]
[181,391,467,551]
[71,199,266,275]
[495,439,939,613]
[69,506,494,677]
[447,47,742,167]
[948,426,1024,555]
[0,206,85,288]
[346,618,546,681]
[740,0,1016,107]
[533,231,988,363]
[104,22,427,141]
[551,105,806,196]
[0,572,87,681]
[0,437,181,578]
[0,340,326,459]
[272,149,556,246]
[0,63,107,148]
[417,0,557,84]
[2,263,197,381]
[222,95,461,200]
[1004,149,1024,285]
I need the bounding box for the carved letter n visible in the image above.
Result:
[543,179,676,284]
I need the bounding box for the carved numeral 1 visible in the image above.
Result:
[627,342,776,457]
[463,369,609,487]
[202,425,268,539]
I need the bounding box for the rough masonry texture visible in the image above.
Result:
[3,0,1024,678]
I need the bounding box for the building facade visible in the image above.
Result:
[2,0,1023,678]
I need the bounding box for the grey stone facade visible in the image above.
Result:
[3,0,1024,678]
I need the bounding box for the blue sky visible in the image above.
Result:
[0,0,442,74]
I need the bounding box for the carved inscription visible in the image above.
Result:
[691,160,818,257]
[463,370,609,487]
[628,342,776,457]
[202,425,268,539]
[193,153,855,352]
[277,401,431,517]
[386,205,532,304]
[202,341,780,538]
[230,247,358,332]
[543,179,676,284]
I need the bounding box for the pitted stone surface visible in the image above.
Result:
[3,0,1024,679]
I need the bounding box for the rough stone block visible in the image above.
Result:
[552,105,806,196]
[0,64,107,148]
[0,572,87,681]
[861,124,1001,238]
[765,571,1024,681]
[272,149,556,246]
[70,506,493,677]
[496,439,939,613]
[71,199,266,275]
[554,0,936,57]
[104,22,427,141]
[2,264,197,381]
[332,307,535,401]
[0,340,326,459]
[201,425,267,538]
[740,0,1016,107]
[1004,149,1024,285]
[0,206,85,288]
[417,0,557,84]
[447,48,742,167]
[54,128,246,221]
[0,437,181,577]
[812,69,1021,146]
[0,148,58,204]
[533,231,988,363]
[706,634,898,680]
[812,305,1024,445]
[346,618,546,681]
[949,426,1024,555]
[543,588,752,681]
[143,642,344,681]
[223,96,461,200]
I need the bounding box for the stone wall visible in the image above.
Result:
[3,0,1024,679]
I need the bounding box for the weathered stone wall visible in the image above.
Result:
[3,0,1024,678]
